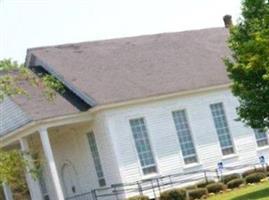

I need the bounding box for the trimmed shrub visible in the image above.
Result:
[127,195,150,200]
[206,183,225,194]
[227,178,244,189]
[242,169,255,178]
[245,172,266,184]
[196,180,215,188]
[242,168,265,178]
[256,166,269,172]
[160,189,185,200]
[188,188,207,200]
[222,173,240,184]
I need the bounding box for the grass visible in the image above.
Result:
[208,181,269,200]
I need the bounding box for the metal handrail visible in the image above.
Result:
[66,162,266,200]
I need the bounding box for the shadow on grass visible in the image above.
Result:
[231,188,269,200]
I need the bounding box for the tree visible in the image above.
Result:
[0,58,64,198]
[0,59,64,101]
[0,150,41,199]
[224,0,269,129]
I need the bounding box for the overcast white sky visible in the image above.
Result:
[0,0,242,62]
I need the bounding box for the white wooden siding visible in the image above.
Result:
[103,88,269,183]
[0,97,31,136]
[26,87,269,199]
[28,115,122,199]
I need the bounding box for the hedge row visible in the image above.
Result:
[196,180,215,188]
[127,171,268,200]
[206,182,224,193]
[242,167,268,177]
[222,173,240,184]
[245,172,266,184]
[188,188,207,200]
[160,189,185,200]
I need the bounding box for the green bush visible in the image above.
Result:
[242,168,265,178]
[245,172,266,184]
[222,173,240,184]
[196,180,215,188]
[256,166,269,172]
[227,178,244,189]
[188,188,207,200]
[206,183,224,194]
[127,195,150,200]
[160,189,185,200]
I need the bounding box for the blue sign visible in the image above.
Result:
[259,156,266,165]
[218,162,224,171]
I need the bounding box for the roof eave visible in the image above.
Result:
[25,53,97,107]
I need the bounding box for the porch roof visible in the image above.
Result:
[0,97,31,137]
[0,79,81,137]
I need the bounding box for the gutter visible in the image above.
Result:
[90,83,232,113]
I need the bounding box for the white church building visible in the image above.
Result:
[1,27,268,200]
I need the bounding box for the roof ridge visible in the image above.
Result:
[27,27,225,51]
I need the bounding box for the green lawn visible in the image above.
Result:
[208,182,269,200]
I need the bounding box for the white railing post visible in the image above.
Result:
[39,127,65,200]
[2,183,13,200]
[20,137,43,200]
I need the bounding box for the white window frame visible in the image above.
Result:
[172,109,198,165]
[129,117,158,175]
[87,131,106,187]
[254,129,269,147]
[210,102,235,156]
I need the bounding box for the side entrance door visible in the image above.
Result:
[61,161,80,198]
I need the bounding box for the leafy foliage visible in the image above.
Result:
[242,168,266,178]
[196,180,215,188]
[160,188,186,200]
[222,173,241,184]
[0,150,41,199]
[0,58,62,197]
[0,150,26,185]
[188,188,207,200]
[227,178,244,189]
[41,74,65,100]
[245,172,266,183]
[224,0,269,128]
[0,58,64,101]
[206,182,225,194]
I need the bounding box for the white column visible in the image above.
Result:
[2,183,13,200]
[39,128,65,200]
[19,138,43,200]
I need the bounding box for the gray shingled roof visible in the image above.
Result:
[0,79,81,137]
[11,80,81,121]
[27,27,231,106]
